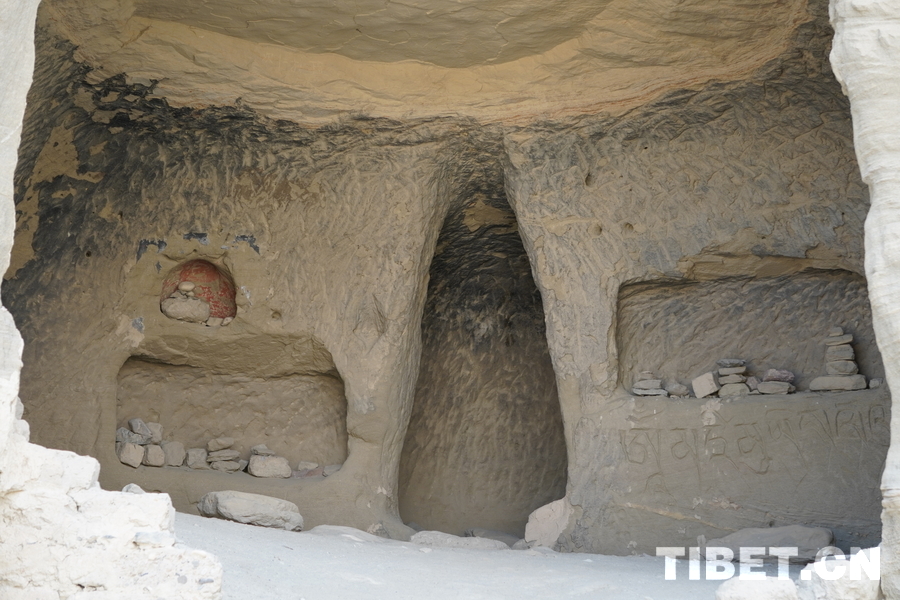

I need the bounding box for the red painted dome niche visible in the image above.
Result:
[160,259,237,324]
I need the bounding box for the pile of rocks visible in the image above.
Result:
[115,419,339,479]
[809,327,867,391]
[116,418,186,468]
[293,461,342,478]
[757,368,796,394]
[631,371,690,397]
[693,359,797,398]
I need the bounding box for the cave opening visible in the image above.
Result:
[398,142,567,538]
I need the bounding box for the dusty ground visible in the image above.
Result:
[173,512,790,600]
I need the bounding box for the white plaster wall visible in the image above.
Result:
[830,0,900,597]
[0,1,223,597]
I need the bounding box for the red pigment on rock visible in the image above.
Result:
[160,259,237,319]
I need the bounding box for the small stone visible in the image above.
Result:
[207,437,235,452]
[870,377,884,389]
[631,388,668,396]
[250,444,276,456]
[746,376,760,391]
[128,418,152,437]
[323,464,341,477]
[757,381,793,395]
[302,466,324,477]
[116,426,150,445]
[146,422,163,444]
[632,379,662,390]
[715,576,799,600]
[222,317,234,326]
[762,369,795,383]
[692,372,720,398]
[826,360,859,375]
[161,441,186,467]
[143,444,165,467]
[823,333,853,346]
[464,528,521,548]
[206,317,224,327]
[749,390,761,395]
[238,459,248,471]
[207,449,240,462]
[122,483,146,494]
[296,461,319,471]
[186,448,210,469]
[210,460,242,473]
[809,374,867,391]
[716,358,746,368]
[718,374,747,384]
[161,296,211,323]
[116,442,144,468]
[718,366,746,376]
[248,455,292,478]
[178,281,196,292]
[718,383,751,397]
[637,371,655,381]
[198,490,304,531]
[825,344,855,361]
[828,326,844,336]
[665,382,689,396]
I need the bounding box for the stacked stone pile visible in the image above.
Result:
[631,371,668,397]
[115,418,334,479]
[809,327,867,391]
[630,371,690,397]
[715,359,751,397]
[757,368,796,394]
[692,359,797,398]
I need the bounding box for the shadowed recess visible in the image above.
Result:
[399,140,567,537]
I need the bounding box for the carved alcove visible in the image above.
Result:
[399,144,567,537]
[613,269,889,549]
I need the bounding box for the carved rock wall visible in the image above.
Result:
[0,1,223,597]
[5,0,893,570]
[503,3,883,554]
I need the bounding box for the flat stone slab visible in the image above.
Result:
[718,366,746,376]
[207,449,240,462]
[665,382,689,396]
[632,379,663,390]
[718,374,747,384]
[411,530,508,550]
[719,383,750,397]
[826,360,859,375]
[207,437,236,452]
[762,368,794,383]
[823,333,853,346]
[631,388,668,396]
[809,374,867,391]
[757,381,793,395]
[198,490,304,531]
[716,359,746,368]
[825,344,854,361]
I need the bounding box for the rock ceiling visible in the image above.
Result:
[46,0,809,123]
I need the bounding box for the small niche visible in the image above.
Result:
[115,335,348,472]
[160,259,237,326]
[616,270,884,391]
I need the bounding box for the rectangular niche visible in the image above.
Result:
[117,357,347,467]
[617,269,884,391]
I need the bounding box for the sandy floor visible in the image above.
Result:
[175,513,739,600]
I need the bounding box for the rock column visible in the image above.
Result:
[830,1,900,596]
